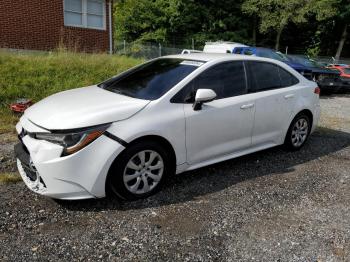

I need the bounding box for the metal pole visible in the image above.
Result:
[123,40,126,54]
[192,38,194,50]
[108,1,113,54]
[159,43,162,57]
[285,46,288,55]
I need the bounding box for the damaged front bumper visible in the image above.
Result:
[14,116,125,200]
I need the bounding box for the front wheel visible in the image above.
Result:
[107,140,172,200]
[284,113,311,151]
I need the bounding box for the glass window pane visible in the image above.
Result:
[100,59,199,100]
[247,62,281,92]
[87,0,103,15]
[278,67,299,87]
[87,14,103,28]
[190,62,246,100]
[64,11,83,26]
[64,0,82,12]
[222,62,247,97]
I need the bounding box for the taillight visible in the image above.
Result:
[314,87,321,95]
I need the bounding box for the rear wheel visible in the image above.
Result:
[284,113,311,151]
[107,140,172,200]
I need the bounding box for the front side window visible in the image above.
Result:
[243,49,254,55]
[99,59,202,100]
[172,61,247,103]
[64,0,105,30]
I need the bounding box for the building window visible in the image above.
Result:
[64,0,106,30]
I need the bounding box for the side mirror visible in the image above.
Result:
[193,89,217,111]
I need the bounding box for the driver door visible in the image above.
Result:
[181,61,255,165]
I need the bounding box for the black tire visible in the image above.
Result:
[106,140,173,200]
[284,113,311,151]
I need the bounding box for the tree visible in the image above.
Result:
[114,0,252,47]
[334,0,350,60]
[242,0,338,50]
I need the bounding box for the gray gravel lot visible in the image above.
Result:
[1,94,350,261]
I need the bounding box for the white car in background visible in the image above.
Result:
[15,53,320,200]
[203,41,248,53]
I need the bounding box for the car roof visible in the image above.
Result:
[204,41,247,47]
[163,53,278,63]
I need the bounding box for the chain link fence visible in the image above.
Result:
[114,41,350,66]
[114,41,186,59]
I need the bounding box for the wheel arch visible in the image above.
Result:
[125,135,177,169]
[284,108,314,143]
[295,109,314,129]
[105,135,177,195]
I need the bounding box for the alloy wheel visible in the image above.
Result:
[291,118,308,147]
[123,150,164,194]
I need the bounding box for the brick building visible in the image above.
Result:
[0,0,113,53]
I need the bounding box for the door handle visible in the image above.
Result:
[284,94,295,99]
[240,103,254,110]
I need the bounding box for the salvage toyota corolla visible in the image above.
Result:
[15,53,320,200]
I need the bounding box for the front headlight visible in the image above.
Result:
[35,124,109,156]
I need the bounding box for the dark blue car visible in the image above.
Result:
[287,55,342,93]
[233,47,313,80]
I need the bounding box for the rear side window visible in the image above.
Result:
[233,47,243,54]
[243,49,254,55]
[278,67,299,87]
[171,61,247,103]
[246,61,298,93]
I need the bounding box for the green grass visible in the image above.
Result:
[0,50,143,133]
[0,172,21,184]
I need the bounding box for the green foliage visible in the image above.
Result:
[336,0,350,19]
[306,30,322,57]
[0,51,143,132]
[114,0,252,46]
[242,0,338,33]
[241,0,339,49]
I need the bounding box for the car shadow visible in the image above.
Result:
[57,126,350,212]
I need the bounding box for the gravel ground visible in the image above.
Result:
[0,133,17,174]
[1,94,350,261]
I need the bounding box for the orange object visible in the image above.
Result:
[10,99,33,113]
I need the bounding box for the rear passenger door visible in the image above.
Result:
[245,61,299,146]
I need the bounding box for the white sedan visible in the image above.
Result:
[15,53,320,200]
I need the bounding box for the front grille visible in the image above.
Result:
[15,132,47,191]
[14,142,38,182]
[317,74,340,82]
[22,162,38,181]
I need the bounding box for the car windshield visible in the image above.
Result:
[99,58,203,100]
[344,68,350,74]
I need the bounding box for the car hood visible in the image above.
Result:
[24,86,150,130]
[309,67,340,75]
